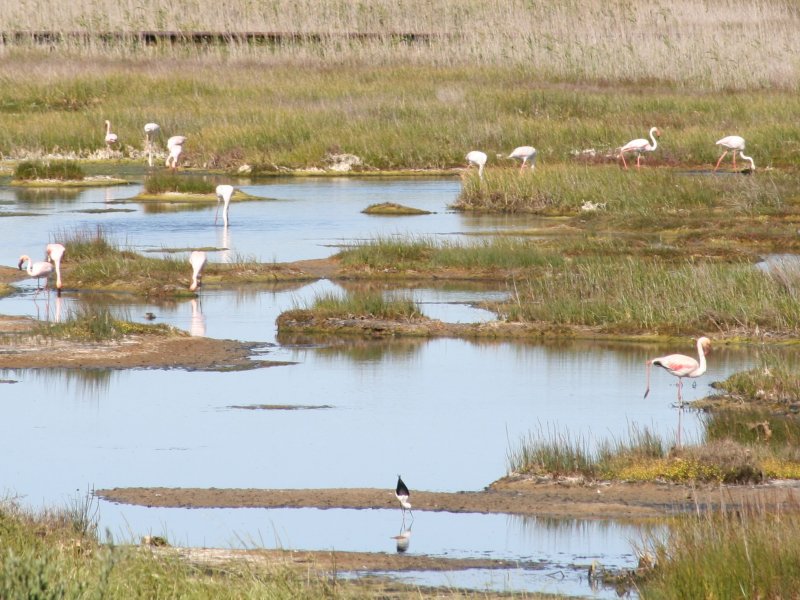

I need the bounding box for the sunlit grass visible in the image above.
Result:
[640,507,800,598]
[14,160,85,181]
[0,496,369,599]
[143,173,215,195]
[290,290,420,320]
[34,305,174,341]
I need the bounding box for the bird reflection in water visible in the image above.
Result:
[391,520,413,553]
[218,225,232,264]
[190,298,206,337]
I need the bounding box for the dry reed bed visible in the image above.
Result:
[1,0,798,89]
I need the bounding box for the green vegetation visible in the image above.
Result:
[142,173,215,195]
[289,291,420,320]
[0,497,371,599]
[34,305,174,341]
[640,508,800,598]
[13,160,84,181]
[706,355,800,411]
[362,202,431,215]
[507,422,800,483]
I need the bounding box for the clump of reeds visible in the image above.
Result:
[35,305,173,341]
[301,290,420,320]
[509,425,771,483]
[640,506,800,598]
[143,173,215,195]
[14,160,84,181]
[710,355,800,409]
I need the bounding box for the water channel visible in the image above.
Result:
[0,175,783,597]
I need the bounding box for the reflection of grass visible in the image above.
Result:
[35,305,173,341]
[641,507,800,598]
[14,160,84,181]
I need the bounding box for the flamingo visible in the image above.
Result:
[508,146,537,171]
[45,243,65,295]
[395,475,412,518]
[166,135,187,172]
[189,250,207,292]
[465,150,488,179]
[215,184,234,227]
[644,337,712,407]
[18,254,54,294]
[715,135,755,172]
[619,127,660,169]
[144,122,161,167]
[104,120,118,148]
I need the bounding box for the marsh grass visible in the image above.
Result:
[502,257,800,336]
[1,1,799,91]
[300,290,420,320]
[456,166,791,217]
[709,355,800,409]
[640,506,800,599]
[0,498,363,599]
[143,173,215,195]
[14,160,84,181]
[507,425,792,483]
[35,305,173,341]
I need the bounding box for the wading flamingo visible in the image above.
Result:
[644,337,712,407]
[619,127,660,169]
[465,150,488,179]
[189,251,207,292]
[395,475,412,519]
[166,135,187,171]
[144,122,161,167]
[215,184,234,227]
[104,120,118,148]
[715,135,755,172]
[18,254,54,294]
[508,146,537,171]
[45,243,65,295]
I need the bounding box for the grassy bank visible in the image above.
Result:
[639,507,800,598]
[0,497,372,599]
[0,61,798,170]
[34,305,174,341]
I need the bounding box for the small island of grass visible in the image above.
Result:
[10,160,130,187]
[131,173,264,202]
[362,202,431,215]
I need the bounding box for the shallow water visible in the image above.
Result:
[0,176,784,596]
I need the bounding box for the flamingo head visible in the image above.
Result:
[652,127,661,137]
[697,336,712,355]
[17,255,29,270]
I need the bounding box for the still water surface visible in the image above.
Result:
[0,177,779,596]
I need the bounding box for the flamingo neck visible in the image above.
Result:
[695,338,708,376]
[649,129,658,151]
[739,151,755,170]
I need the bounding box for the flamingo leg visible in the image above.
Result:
[676,404,683,449]
[636,154,642,169]
[714,151,728,171]
[732,151,737,169]
[620,153,629,170]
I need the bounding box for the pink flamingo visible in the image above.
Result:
[714,135,755,172]
[18,254,54,295]
[104,120,118,148]
[644,337,712,407]
[465,150,488,179]
[166,135,187,172]
[189,251,207,292]
[215,184,234,227]
[46,243,65,295]
[508,146,537,171]
[619,127,660,169]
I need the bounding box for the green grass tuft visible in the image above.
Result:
[143,173,215,195]
[14,160,84,181]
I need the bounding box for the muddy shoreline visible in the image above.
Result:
[98,477,800,520]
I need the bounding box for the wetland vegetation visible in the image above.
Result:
[3,0,800,597]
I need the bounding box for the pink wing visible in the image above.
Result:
[653,353,700,377]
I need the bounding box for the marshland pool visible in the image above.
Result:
[1,176,787,596]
